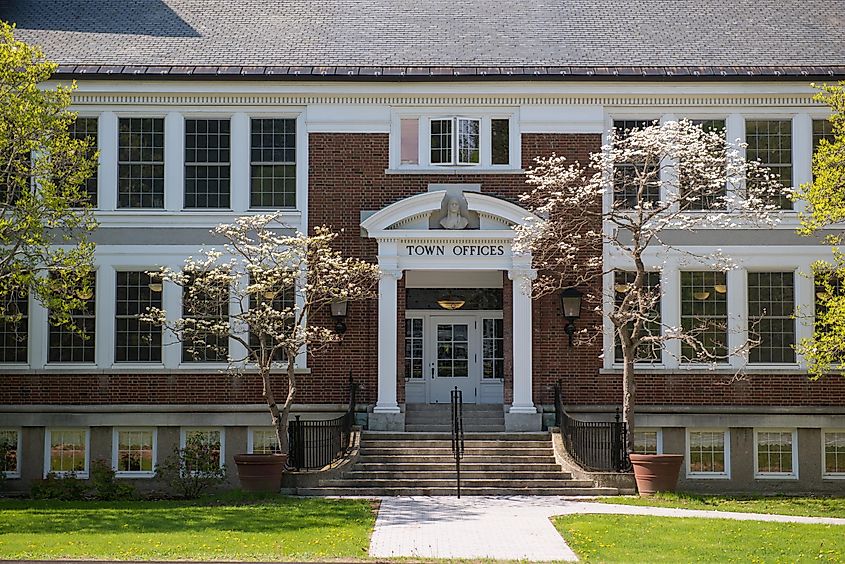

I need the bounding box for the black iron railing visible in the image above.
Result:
[288,373,358,470]
[554,381,630,472]
[450,386,465,498]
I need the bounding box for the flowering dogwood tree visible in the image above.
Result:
[515,120,789,452]
[145,215,380,455]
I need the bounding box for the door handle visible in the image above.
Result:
[430,363,435,379]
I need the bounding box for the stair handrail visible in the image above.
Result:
[450,386,465,498]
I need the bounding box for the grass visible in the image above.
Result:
[596,492,845,518]
[0,492,377,561]
[554,514,845,563]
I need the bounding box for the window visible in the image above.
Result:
[0,289,28,363]
[633,429,661,455]
[68,117,98,206]
[182,428,224,469]
[184,119,231,209]
[682,119,727,210]
[456,118,480,164]
[115,271,162,363]
[405,318,423,379]
[113,428,156,477]
[48,274,96,363]
[747,272,795,364]
[614,270,661,363]
[755,429,797,478]
[612,120,660,208]
[813,119,835,152]
[181,275,229,363]
[482,318,504,379]
[249,282,294,361]
[823,431,845,477]
[400,119,419,165]
[250,118,296,208]
[118,118,164,209]
[680,271,728,362]
[814,271,845,364]
[45,428,89,477]
[430,118,454,164]
[249,428,281,454]
[745,119,792,209]
[687,430,729,477]
[0,429,20,478]
[491,119,510,165]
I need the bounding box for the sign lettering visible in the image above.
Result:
[405,244,506,257]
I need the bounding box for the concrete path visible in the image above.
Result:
[368,496,845,561]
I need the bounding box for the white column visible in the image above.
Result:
[374,269,402,414]
[726,113,746,212]
[161,277,182,369]
[230,112,250,213]
[508,268,537,414]
[793,113,813,214]
[164,112,184,211]
[96,265,116,367]
[98,112,118,211]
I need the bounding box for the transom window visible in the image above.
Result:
[482,318,504,379]
[68,117,98,206]
[114,429,155,476]
[823,431,845,476]
[612,120,660,208]
[747,272,795,364]
[755,429,797,478]
[48,274,96,363]
[184,119,231,209]
[47,428,88,477]
[687,430,729,477]
[614,270,661,363]
[250,118,296,208]
[250,428,281,454]
[405,318,424,379]
[0,290,28,363]
[745,119,792,210]
[118,118,164,209]
[680,271,728,362]
[115,271,162,363]
[0,429,19,478]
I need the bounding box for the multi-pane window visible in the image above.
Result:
[115,271,162,363]
[401,116,513,167]
[0,430,19,477]
[813,119,835,152]
[48,275,96,363]
[745,119,792,209]
[68,117,98,205]
[250,118,296,208]
[823,431,845,476]
[456,119,480,164]
[680,271,728,362]
[182,276,229,363]
[249,282,294,361]
[612,119,660,208]
[405,318,423,379]
[0,290,28,363]
[430,118,454,164]
[688,430,728,475]
[118,118,164,208]
[436,324,469,377]
[430,118,485,165]
[250,428,281,454]
[184,119,231,209]
[491,119,510,165]
[47,428,88,476]
[614,270,661,363]
[482,318,504,379]
[183,428,223,468]
[114,429,155,476]
[755,430,796,477]
[682,119,727,210]
[747,272,795,364]
[814,271,844,362]
[633,430,659,455]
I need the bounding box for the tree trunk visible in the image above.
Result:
[259,359,295,457]
[274,357,298,457]
[622,345,636,454]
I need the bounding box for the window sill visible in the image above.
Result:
[114,472,156,479]
[1,366,312,375]
[601,365,803,375]
[385,167,525,175]
[686,472,731,480]
[47,472,89,479]
[754,473,798,480]
[822,474,845,480]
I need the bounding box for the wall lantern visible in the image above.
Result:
[330,300,349,334]
[560,288,583,347]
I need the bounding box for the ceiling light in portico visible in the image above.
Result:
[437,294,466,310]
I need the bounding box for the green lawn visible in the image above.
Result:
[0,494,376,561]
[554,514,845,563]
[597,492,845,518]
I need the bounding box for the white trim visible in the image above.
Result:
[247,427,282,454]
[0,428,22,479]
[685,428,731,479]
[112,427,157,478]
[179,427,226,469]
[753,428,799,479]
[44,427,91,478]
[632,427,663,455]
[822,429,845,480]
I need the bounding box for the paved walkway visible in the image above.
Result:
[368,496,845,561]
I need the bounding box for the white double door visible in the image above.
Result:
[427,314,480,404]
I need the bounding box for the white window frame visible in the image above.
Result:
[180,427,225,469]
[822,429,845,479]
[112,427,157,478]
[754,428,799,479]
[632,427,663,455]
[686,428,731,479]
[44,427,90,478]
[247,427,281,454]
[0,428,22,479]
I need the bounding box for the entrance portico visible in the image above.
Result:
[361,187,541,431]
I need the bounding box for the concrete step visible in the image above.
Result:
[360,448,552,457]
[357,455,558,464]
[361,431,550,441]
[321,478,595,488]
[297,487,620,496]
[405,424,506,432]
[341,471,574,480]
[352,462,565,472]
[405,404,504,412]
[362,440,547,449]
[404,416,506,424]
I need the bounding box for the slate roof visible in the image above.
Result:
[3,0,845,80]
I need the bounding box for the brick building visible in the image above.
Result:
[1,0,844,493]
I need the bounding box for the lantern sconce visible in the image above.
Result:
[330,300,349,334]
[560,288,583,347]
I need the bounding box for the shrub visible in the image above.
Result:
[89,459,136,500]
[30,472,89,500]
[155,445,227,499]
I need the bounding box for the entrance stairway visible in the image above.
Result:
[405,403,505,432]
[295,430,621,496]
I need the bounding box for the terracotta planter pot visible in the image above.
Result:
[234,453,287,492]
[629,453,684,496]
